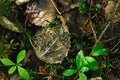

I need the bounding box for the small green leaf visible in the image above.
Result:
[1,58,15,66]
[62,69,77,76]
[77,2,88,14]
[18,63,23,67]
[102,62,113,68]
[17,50,26,64]
[18,66,30,79]
[91,44,107,56]
[76,50,85,69]
[84,57,99,70]
[79,72,87,80]
[80,67,89,73]
[8,66,16,74]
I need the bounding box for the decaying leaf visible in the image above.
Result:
[26,0,57,27]
[34,23,70,64]
[25,0,71,64]
[105,1,120,21]
[15,0,30,5]
[0,15,21,32]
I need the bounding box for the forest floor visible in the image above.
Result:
[0,0,120,80]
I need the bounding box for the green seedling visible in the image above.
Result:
[77,2,88,14]
[63,43,107,80]
[77,0,99,14]
[1,50,30,79]
[46,19,61,28]
[91,43,107,56]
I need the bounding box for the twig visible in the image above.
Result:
[97,21,111,42]
[88,0,98,43]
[111,39,120,51]
[50,0,62,15]
[29,38,37,51]
[90,20,97,42]
[101,34,120,43]
[111,0,120,18]
[112,48,119,54]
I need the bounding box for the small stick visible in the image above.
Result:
[90,20,97,42]
[97,21,111,42]
[111,40,120,51]
[50,0,62,15]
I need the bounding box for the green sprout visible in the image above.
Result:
[63,43,107,80]
[1,50,30,79]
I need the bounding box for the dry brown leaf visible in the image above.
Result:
[26,0,57,27]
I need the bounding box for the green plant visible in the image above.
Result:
[63,43,107,80]
[46,19,61,28]
[77,2,88,14]
[0,50,30,79]
[0,32,20,58]
[0,0,17,17]
[77,0,99,14]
